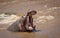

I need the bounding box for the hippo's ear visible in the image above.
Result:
[23,15,26,18]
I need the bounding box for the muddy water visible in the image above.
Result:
[0,17,60,38]
[0,16,60,38]
[0,0,60,38]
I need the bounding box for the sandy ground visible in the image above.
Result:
[0,0,60,38]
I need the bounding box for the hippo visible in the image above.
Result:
[7,10,37,32]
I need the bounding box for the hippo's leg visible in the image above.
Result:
[18,24,26,32]
[18,24,22,30]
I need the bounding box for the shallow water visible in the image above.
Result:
[0,17,60,38]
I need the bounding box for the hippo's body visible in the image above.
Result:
[7,16,36,32]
